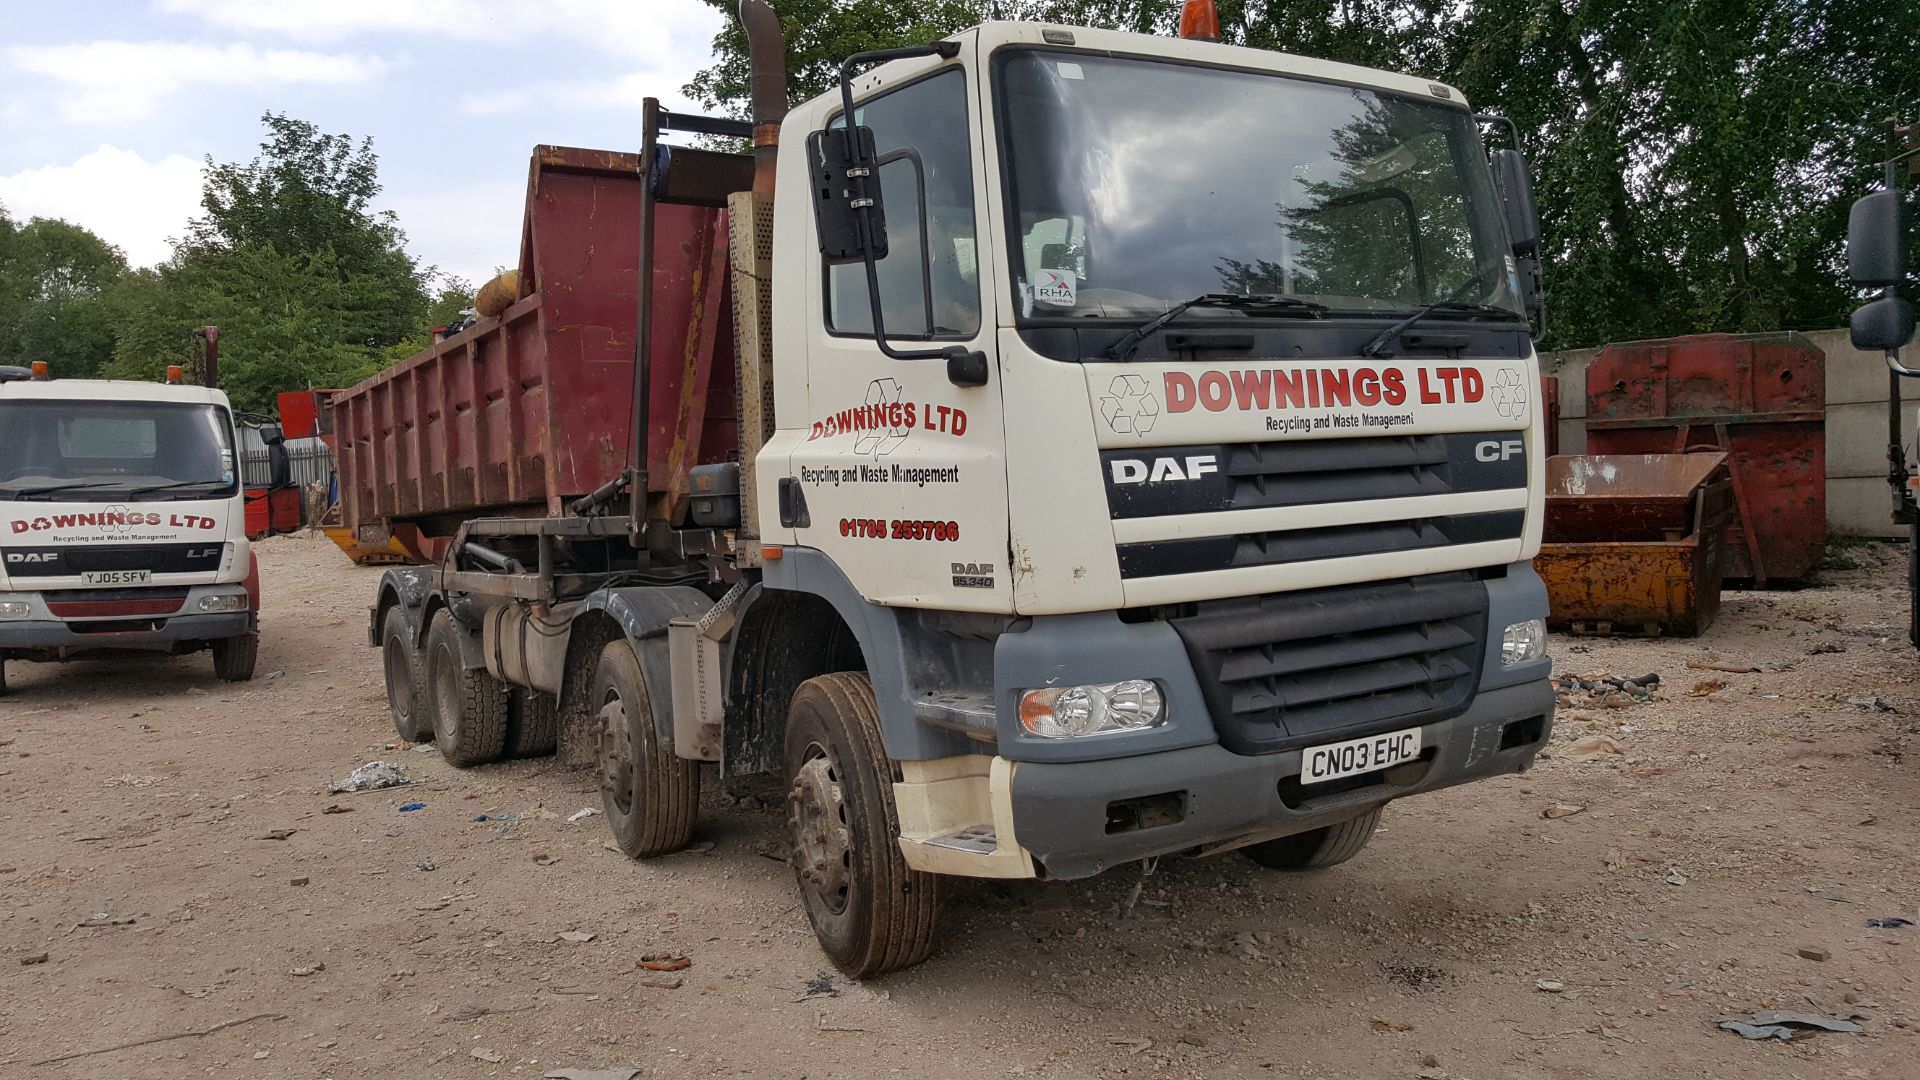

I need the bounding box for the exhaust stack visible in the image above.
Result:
[740,0,789,195]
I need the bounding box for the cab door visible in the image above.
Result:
[786,56,1011,611]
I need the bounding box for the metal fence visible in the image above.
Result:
[236,429,335,490]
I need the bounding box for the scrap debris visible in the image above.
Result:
[327,761,413,794]
[1717,1010,1863,1040]
[1554,671,1659,709]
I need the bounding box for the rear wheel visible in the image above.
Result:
[425,611,507,767]
[784,672,941,978]
[594,639,699,856]
[382,607,432,742]
[1242,808,1383,871]
[1908,519,1918,649]
[211,632,258,682]
[505,686,559,758]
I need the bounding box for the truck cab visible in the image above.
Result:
[0,364,259,691]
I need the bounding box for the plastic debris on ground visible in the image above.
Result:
[544,1070,641,1080]
[567,807,599,823]
[1867,917,1913,928]
[1717,1010,1863,1040]
[398,802,425,812]
[327,761,413,794]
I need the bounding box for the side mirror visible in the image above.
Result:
[1491,148,1540,257]
[807,125,889,264]
[259,424,285,446]
[1848,189,1908,287]
[1852,294,1917,352]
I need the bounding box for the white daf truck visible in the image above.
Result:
[364,3,1555,976]
[0,363,260,691]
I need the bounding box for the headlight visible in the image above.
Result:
[197,593,248,613]
[1501,618,1547,665]
[1019,679,1165,738]
[0,601,31,619]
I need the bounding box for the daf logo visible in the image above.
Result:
[1110,454,1220,485]
[4,551,57,563]
[1475,439,1526,462]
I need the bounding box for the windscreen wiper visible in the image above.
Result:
[1360,300,1524,358]
[4,479,118,501]
[1105,293,1328,360]
[123,480,231,499]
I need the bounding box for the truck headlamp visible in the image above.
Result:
[0,601,31,619]
[1501,618,1547,665]
[197,593,248,613]
[1019,680,1165,738]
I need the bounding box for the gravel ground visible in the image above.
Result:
[2,531,1916,1079]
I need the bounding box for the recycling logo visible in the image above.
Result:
[854,378,911,458]
[1099,375,1160,436]
[1491,368,1529,420]
[99,504,136,535]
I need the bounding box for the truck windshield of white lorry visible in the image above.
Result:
[0,400,238,500]
[996,49,1525,323]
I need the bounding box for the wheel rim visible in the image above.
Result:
[788,743,853,917]
[384,635,412,722]
[431,642,460,740]
[598,692,635,816]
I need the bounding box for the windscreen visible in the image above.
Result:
[0,400,238,501]
[997,50,1523,321]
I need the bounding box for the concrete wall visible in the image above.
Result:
[1540,330,1919,538]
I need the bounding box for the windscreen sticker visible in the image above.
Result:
[1055,61,1084,80]
[1033,268,1078,308]
[1504,254,1522,299]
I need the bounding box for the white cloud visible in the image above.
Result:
[0,145,206,267]
[460,66,711,120]
[161,0,724,62]
[379,181,526,288]
[7,41,386,124]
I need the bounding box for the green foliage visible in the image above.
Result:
[688,0,1920,349]
[0,208,132,378]
[107,112,440,412]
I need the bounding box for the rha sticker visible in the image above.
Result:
[1034,269,1078,308]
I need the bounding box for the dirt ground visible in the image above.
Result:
[2,531,1917,1079]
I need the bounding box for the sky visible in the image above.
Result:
[0,0,727,287]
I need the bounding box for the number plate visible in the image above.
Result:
[82,570,151,585]
[1303,726,1422,784]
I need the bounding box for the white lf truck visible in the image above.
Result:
[360,3,1555,976]
[0,363,260,691]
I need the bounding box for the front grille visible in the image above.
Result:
[1,543,224,577]
[1118,509,1524,578]
[44,586,189,619]
[1167,573,1488,754]
[1102,432,1526,520]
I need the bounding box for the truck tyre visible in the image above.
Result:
[506,687,559,758]
[211,632,258,682]
[1242,807,1383,871]
[594,639,699,857]
[784,672,941,978]
[1909,520,1918,650]
[426,611,508,767]
[0,659,8,696]
[382,607,433,742]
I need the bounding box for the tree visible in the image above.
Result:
[0,207,131,378]
[111,113,441,412]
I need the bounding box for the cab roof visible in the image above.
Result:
[0,377,232,408]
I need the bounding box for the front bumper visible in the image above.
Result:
[0,585,253,658]
[1010,678,1554,879]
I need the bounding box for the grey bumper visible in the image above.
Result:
[1009,678,1555,879]
[0,612,252,655]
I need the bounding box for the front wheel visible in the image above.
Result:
[1242,807,1383,871]
[594,639,699,857]
[211,633,258,682]
[785,672,941,978]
